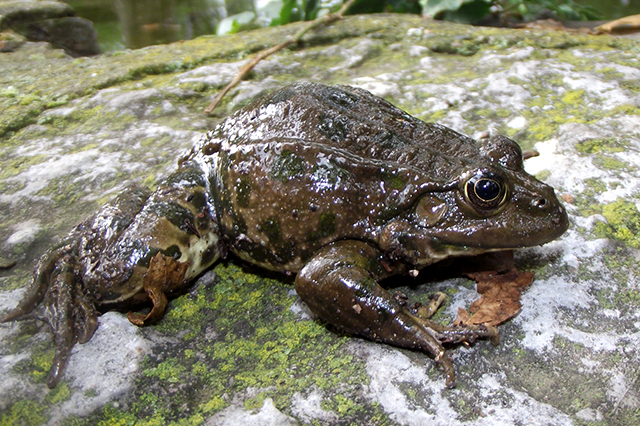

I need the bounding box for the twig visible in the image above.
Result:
[204,0,358,114]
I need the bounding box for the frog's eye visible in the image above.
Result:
[464,171,508,211]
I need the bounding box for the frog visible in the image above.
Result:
[1,82,569,389]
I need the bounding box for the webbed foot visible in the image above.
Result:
[295,240,500,389]
[1,249,98,388]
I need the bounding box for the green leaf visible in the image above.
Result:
[439,0,492,23]
[280,0,297,24]
[423,0,492,24]
[421,0,472,16]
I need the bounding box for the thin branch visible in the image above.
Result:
[204,0,358,114]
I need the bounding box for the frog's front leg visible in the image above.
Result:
[295,240,498,388]
[1,161,222,388]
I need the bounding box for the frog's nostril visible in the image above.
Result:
[533,197,548,209]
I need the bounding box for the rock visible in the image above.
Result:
[0,29,26,51]
[0,13,639,426]
[0,0,99,56]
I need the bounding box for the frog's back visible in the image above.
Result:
[214,82,480,175]
[191,83,483,272]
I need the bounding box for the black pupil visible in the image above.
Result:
[475,179,500,201]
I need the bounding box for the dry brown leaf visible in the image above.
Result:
[128,253,189,326]
[595,14,640,35]
[454,268,535,327]
[453,307,470,326]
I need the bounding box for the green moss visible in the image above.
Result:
[535,170,551,181]
[244,391,269,411]
[143,357,187,383]
[593,155,630,171]
[0,268,32,291]
[594,199,640,248]
[561,89,585,105]
[201,396,227,413]
[116,263,374,424]
[46,383,71,404]
[28,347,55,383]
[0,154,49,180]
[322,394,361,416]
[576,138,626,154]
[0,400,46,426]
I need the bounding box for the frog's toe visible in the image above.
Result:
[31,263,98,388]
[0,250,65,324]
[73,292,98,344]
[430,322,500,347]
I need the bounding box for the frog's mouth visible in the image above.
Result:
[379,200,569,267]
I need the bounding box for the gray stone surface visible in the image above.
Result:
[0,0,99,56]
[0,13,639,425]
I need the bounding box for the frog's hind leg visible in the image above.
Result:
[0,187,150,388]
[295,240,498,388]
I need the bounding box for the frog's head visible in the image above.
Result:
[379,135,569,266]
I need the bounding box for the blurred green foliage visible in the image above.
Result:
[217,0,601,36]
[421,0,601,24]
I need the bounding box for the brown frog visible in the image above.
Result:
[1,82,569,388]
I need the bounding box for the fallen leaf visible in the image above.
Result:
[562,193,575,204]
[128,253,189,326]
[595,14,640,35]
[454,268,534,327]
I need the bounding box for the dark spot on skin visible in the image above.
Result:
[270,150,306,182]
[151,201,196,232]
[318,114,350,142]
[307,212,337,242]
[236,177,252,207]
[312,160,350,186]
[318,212,337,237]
[273,238,297,265]
[376,205,402,226]
[324,88,359,109]
[163,163,208,189]
[188,191,208,211]
[201,246,217,267]
[164,245,183,260]
[373,130,407,150]
[260,217,282,244]
[232,214,247,235]
[202,140,221,156]
[380,170,405,190]
[231,236,285,266]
